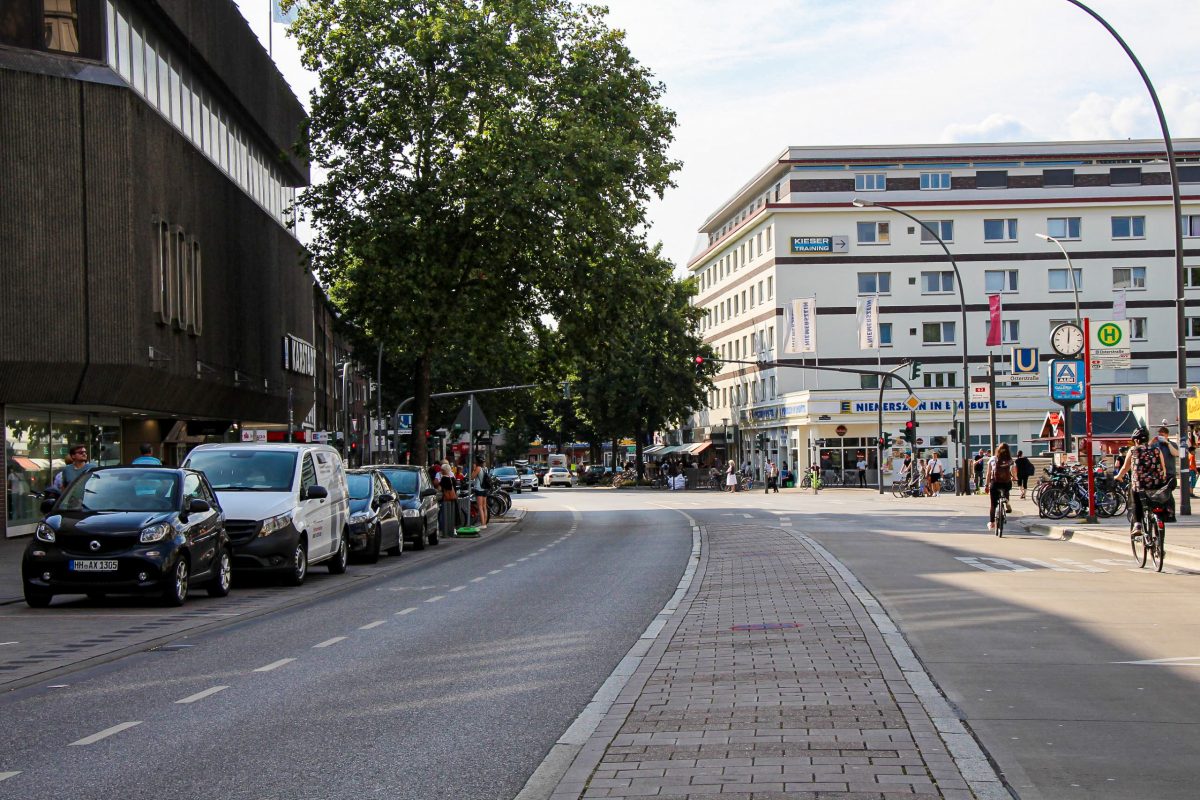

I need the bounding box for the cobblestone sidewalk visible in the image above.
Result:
[548,521,1008,800]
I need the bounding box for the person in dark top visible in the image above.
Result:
[1156,426,1178,484]
[1014,450,1035,499]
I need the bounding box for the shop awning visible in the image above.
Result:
[682,442,712,455]
[643,445,666,455]
[1034,410,1140,440]
[655,445,685,455]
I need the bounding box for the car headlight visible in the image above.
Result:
[35,521,56,543]
[348,511,373,524]
[401,508,420,518]
[139,522,172,543]
[258,513,292,537]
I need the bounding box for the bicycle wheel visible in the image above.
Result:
[995,504,1005,537]
[1134,512,1149,568]
[1041,488,1068,520]
[892,480,906,499]
[1151,516,1165,572]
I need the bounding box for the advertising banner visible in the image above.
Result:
[857,296,880,350]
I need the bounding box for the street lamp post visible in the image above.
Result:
[1065,0,1190,515]
[853,198,973,495]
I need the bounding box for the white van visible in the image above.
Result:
[183,443,350,585]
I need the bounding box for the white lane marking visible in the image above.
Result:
[253,658,296,673]
[0,642,18,646]
[470,577,487,583]
[955,557,1006,573]
[780,522,793,528]
[69,721,142,746]
[359,620,386,630]
[395,607,417,616]
[425,595,445,603]
[488,569,503,575]
[313,637,347,648]
[1019,558,1076,572]
[504,563,518,568]
[1113,656,1200,666]
[517,557,530,562]
[742,513,753,519]
[537,548,547,552]
[1053,558,1108,573]
[449,585,466,592]
[0,772,20,782]
[175,685,229,704]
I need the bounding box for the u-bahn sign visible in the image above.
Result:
[1010,347,1040,384]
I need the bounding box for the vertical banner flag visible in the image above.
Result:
[1113,289,1127,321]
[986,294,1002,347]
[784,298,817,354]
[857,296,880,350]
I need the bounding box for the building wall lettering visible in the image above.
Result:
[853,400,1010,413]
[282,334,317,377]
[153,217,202,335]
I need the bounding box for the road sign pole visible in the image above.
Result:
[988,352,998,452]
[1084,318,1097,523]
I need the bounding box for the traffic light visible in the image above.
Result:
[693,355,707,376]
[903,419,916,444]
[948,427,958,443]
[879,432,892,448]
[909,361,923,381]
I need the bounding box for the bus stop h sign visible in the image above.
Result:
[1089,320,1131,370]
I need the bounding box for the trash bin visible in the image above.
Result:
[440,499,457,539]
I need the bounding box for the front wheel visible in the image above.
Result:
[283,540,308,585]
[24,587,52,608]
[207,548,232,597]
[163,558,190,607]
[327,532,349,574]
[1151,519,1165,572]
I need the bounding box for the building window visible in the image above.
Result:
[1048,268,1084,292]
[923,371,958,388]
[986,319,1020,344]
[1043,168,1075,187]
[976,170,1009,189]
[984,269,1019,293]
[920,172,952,190]
[857,272,891,295]
[860,374,880,389]
[1047,217,1081,240]
[855,173,887,191]
[1109,166,1142,186]
[1183,215,1200,237]
[856,221,890,244]
[1185,266,1200,288]
[984,218,1018,241]
[922,321,956,344]
[880,322,893,346]
[921,271,955,294]
[1111,215,1146,239]
[1113,266,1146,290]
[919,220,954,243]
[1130,317,1147,340]
[767,276,773,299]
[1187,318,1200,339]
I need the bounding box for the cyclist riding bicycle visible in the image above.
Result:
[984,442,1014,531]
[1115,426,1170,536]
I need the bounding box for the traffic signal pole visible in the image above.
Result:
[877,361,914,495]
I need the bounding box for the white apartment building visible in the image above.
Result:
[685,139,1200,478]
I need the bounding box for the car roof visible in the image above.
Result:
[90,466,191,476]
[373,464,422,472]
[188,443,337,454]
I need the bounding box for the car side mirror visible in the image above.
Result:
[40,499,56,514]
[381,493,396,504]
[420,487,436,498]
[187,498,211,514]
[303,485,328,500]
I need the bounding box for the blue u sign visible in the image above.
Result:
[1012,347,1038,374]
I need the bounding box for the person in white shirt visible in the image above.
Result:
[856,456,868,487]
[925,452,944,496]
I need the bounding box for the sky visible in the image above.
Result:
[233,0,1200,272]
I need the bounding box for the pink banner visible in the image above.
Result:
[986,294,1002,346]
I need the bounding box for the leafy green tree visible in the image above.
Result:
[290,0,677,463]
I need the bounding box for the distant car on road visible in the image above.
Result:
[543,466,574,487]
[491,465,521,493]
[517,466,539,492]
[22,467,232,607]
[345,469,401,562]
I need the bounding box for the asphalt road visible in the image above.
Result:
[647,487,1200,800]
[0,491,693,800]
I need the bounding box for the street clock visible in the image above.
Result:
[1050,322,1085,357]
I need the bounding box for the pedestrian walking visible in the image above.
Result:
[725,459,737,492]
[765,460,779,493]
[1014,449,1034,499]
[130,442,162,465]
[1156,426,1179,485]
[51,444,96,492]
[973,451,987,494]
[926,451,944,497]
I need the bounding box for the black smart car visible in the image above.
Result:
[375,466,440,550]
[22,468,232,607]
[346,469,402,562]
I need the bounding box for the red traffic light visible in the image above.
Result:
[694,356,705,364]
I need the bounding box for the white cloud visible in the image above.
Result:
[941,114,1038,144]
[1064,93,1152,140]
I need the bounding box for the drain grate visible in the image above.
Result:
[730,622,801,632]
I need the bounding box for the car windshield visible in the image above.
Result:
[550,467,566,473]
[59,470,178,513]
[494,467,518,476]
[185,450,297,491]
[381,469,419,496]
[346,473,373,500]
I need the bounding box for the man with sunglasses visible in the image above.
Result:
[50,444,96,493]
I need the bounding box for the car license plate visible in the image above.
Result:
[70,560,118,572]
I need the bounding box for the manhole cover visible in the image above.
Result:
[730,622,800,632]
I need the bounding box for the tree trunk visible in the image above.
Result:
[413,349,432,466]
[634,424,644,480]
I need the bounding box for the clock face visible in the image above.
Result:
[1051,323,1084,356]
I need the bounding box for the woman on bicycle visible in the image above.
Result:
[1115,427,1167,536]
[984,443,1014,531]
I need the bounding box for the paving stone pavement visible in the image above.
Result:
[548,522,1006,800]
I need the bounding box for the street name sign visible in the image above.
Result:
[1049,359,1085,404]
[971,383,991,401]
[1089,320,1131,369]
[1010,347,1040,384]
[397,413,413,435]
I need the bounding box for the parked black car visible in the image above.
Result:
[346,469,402,562]
[491,465,521,493]
[375,466,440,550]
[22,468,232,607]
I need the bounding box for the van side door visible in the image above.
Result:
[298,454,330,558]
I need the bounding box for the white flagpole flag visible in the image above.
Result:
[785,298,817,354]
[1113,289,1127,320]
[857,296,881,350]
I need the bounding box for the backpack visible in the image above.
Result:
[993,457,1013,483]
[480,468,494,492]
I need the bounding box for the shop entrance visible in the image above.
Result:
[813,436,877,486]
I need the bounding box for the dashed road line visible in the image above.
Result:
[395,607,417,616]
[359,620,386,630]
[69,721,142,746]
[0,772,20,782]
[425,595,445,603]
[175,685,229,704]
[449,585,466,592]
[504,563,518,568]
[470,577,487,583]
[313,636,347,648]
[517,557,530,562]
[253,658,296,673]
[488,569,503,575]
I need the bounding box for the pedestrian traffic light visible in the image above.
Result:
[879,432,892,448]
[903,420,916,444]
[909,361,923,381]
[948,427,958,443]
